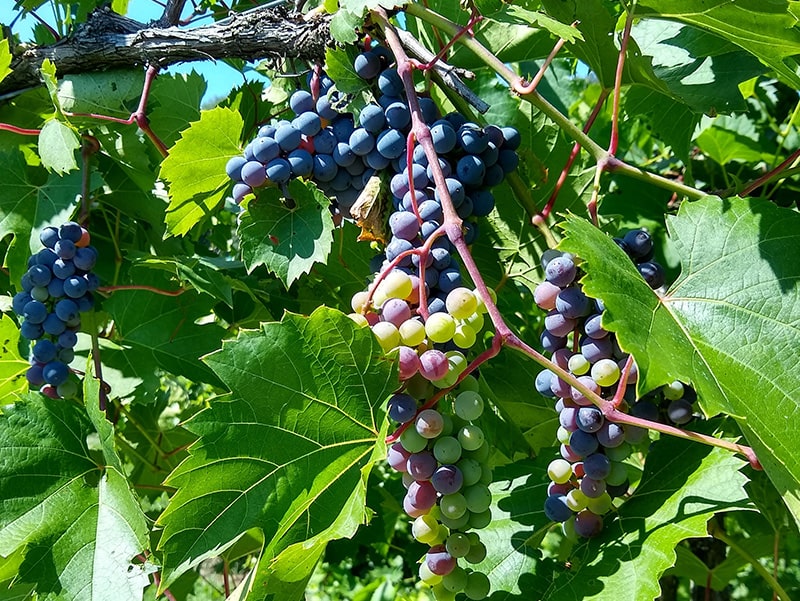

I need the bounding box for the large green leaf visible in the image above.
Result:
[0,394,150,600]
[637,0,800,88]
[160,106,242,237]
[559,198,800,525]
[478,436,750,600]
[156,307,396,589]
[0,314,29,401]
[238,180,335,288]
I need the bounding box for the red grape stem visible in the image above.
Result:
[0,123,41,135]
[98,285,186,296]
[514,22,578,96]
[739,146,800,198]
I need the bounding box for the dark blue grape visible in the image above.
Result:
[385,238,414,266]
[290,90,314,114]
[569,429,599,455]
[331,116,355,142]
[404,164,428,190]
[419,97,439,124]
[484,124,504,147]
[535,369,555,397]
[313,129,336,154]
[576,407,604,433]
[545,256,576,287]
[76,292,94,313]
[232,183,252,203]
[313,154,338,182]
[427,295,446,314]
[42,361,69,386]
[390,172,410,199]
[430,121,456,154]
[555,287,591,319]
[329,169,352,192]
[580,336,613,363]
[33,339,57,363]
[20,320,43,340]
[411,250,433,268]
[667,399,693,425]
[253,137,280,163]
[52,258,75,280]
[501,126,521,150]
[26,364,45,387]
[359,104,385,133]
[481,142,499,166]
[459,125,489,154]
[275,124,302,151]
[431,247,451,270]
[483,164,505,187]
[378,68,403,97]
[540,330,566,353]
[349,128,375,156]
[286,149,313,177]
[622,229,653,260]
[63,276,88,299]
[28,265,51,287]
[376,129,406,159]
[584,314,607,339]
[39,227,59,249]
[257,124,276,138]
[12,292,32,314]
[402,190,427,212]
[365,148,390,170]
[583,453,611,480]
[265,158,291,183]
[58,330,78,349]
[242,140,256,161]
[438,268,461,293]
[42,313,66,336]
[55,299,79,322]
[498,149,519,174]
[638,261,665,289]
[412,144,428,166]
[385,101,410,130]
[224,155,246,181]
[464,220,479,244]
[434,178,465,207]
[456,196,474,219]
[316,95,338,120]
[470,189,495,217]
[445,111,467,130]
[58,347,75,363]
[418,200,443,223]
[23,300,48,324]
[59,222,82,243]
[241,161,267,188]
[387,392,417,422]
[456,155,486,187]
[345,159,365,176]
[389,211,420,241]
[420,220,440,240]
[544,495,572,522]
[354,51,381,79]
[332,142,356,167]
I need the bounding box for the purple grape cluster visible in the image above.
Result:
[385,382,492,599]
[534,229,665,538]
[11,222,99,399]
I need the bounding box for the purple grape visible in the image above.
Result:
[580,477,606,498]
[596,421,626,448]
[638,261,665,289]
[580,336,614,363]
[387,393,417,423]
[583,453,611,480]
[540,330,567,353]
[544,311,576,338]
[406,479,437,510]
[253,137,280,164]
[354,51,381,79]
[584,314,607,339]
[381,298,411,327]
[570,430,599,455]
[667,399,694,424]
[418,200,443,223]
[545,256,576,287]
[555,287,591,319]
[574,510,603,537]
[241,161,267,187]
[544,494,573,522]
[387,442,411,472]
[407,452,437,480]
[622,229,654,260]
[426,545,456,576]
[431,465,464,494]
[576,407,604,433]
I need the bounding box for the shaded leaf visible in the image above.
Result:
[38,118,80,174]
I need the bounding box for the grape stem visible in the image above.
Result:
[0,123,41,135]
[377,7,761,471]
[514,22,577,96]
[98,284,186,296]
[404,3,707,202]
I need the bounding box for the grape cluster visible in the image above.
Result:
[11,222,99,399]
[385,377,492,600]
[631,380,697,426]
[224,44,519,225]
[534,229,664,538]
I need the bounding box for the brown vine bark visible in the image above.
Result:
[0,6,332,95]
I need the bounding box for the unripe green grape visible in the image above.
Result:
[419,561,442,585]
[479,464,493,486]
[547,459,572,484]
[432,369,459,389]
[433,524,449,545]
[56,379,78,399]
[465,541,487,564]
[586,491,613,514]
[416,409,445,438]
[456,374,480,393]
[348,313,369,327]
[463,311,484,333]
[562,515,578,541]
[663,380,685,400]
[446,351,468,376]
[606,461,629,486]
[400,426,428,453]
[413,514,440,544]
[432,582,457,601]
[568,353,590,376]
[446,532,471,558]
[440,493,468,520]
[463,484,492,513]
[440,413,455,437]
[426,312,457,343]
[556,425,572,445]
[439,510,470,530]
[351,290,370,313]
[591,358,620,387]
[468,508,492,529]
[452,323,477,349]
[605,442,631,462]
[454,391,484,421]
[445,287,478,319]
[377,270,413,302]
[464,571,491,600]
[405,373,433,399]
[464,441,490,463]
[371,321,400,352]
[399,318,426,346]
[566,488,588,511]
[466,532,480,545]
[442,565,467,592]
[456,457,482,487]
[458,424,485,451]
[434,436,463,463]
[473,287,496,314]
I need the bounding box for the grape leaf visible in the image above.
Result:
[0,39,12,85]
[238,180,335,288]
[156,307,396,589]
[56,70,143,119]
[0,394,150,600]
[637,0,800,88]
[0,314,29,401]
[478,436,749,600]
[102,276,226,388]
[38,118,80,174]
[149,71,206,149]
[559,198,800,526]
[160,106,243,237]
